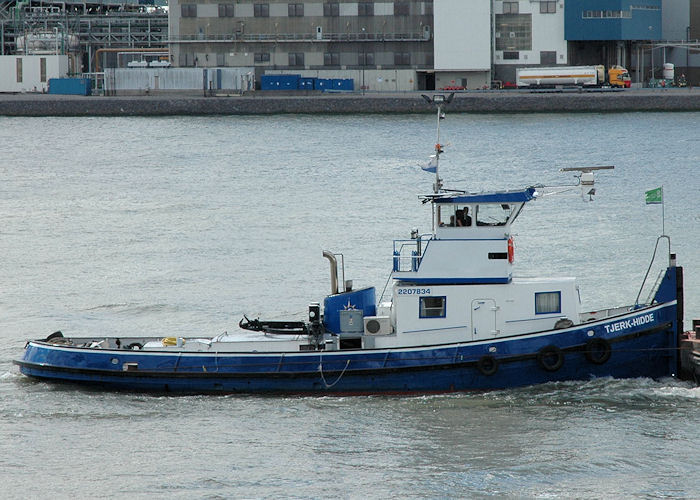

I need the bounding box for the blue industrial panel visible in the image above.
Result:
[260,75,277,90]
[48,78,91,95]
[314,78,333,90]
[331,79,355,91]
[278,74,300,89]
[565,0,662,41]
[260,74,300,90]
[299,77,315,89]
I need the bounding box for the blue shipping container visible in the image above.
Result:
[332,79,354,91]
[314,78,333,91]
[48,78,91,96]
[261,74,300,90]
[299,77,315,89]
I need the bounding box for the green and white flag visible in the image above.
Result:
[645,186,663,205]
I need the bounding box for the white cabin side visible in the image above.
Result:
[392,191,533,285]
[364,187,585,349]
[365,277,581,349]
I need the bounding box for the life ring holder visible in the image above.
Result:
[477,355,499,376]
[537,345,564,372]
[585,338,611,365]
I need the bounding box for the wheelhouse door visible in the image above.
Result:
[471,299,498,340]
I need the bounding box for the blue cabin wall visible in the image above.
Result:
[323,287,377,334]
[652,266,679,304]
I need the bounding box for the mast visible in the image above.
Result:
[421,93,454,194]
[434,99,443,193]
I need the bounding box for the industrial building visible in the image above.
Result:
[168,0,439,90]
[168,0,699,91]
[0,0,698,93]
[0,0,167,91]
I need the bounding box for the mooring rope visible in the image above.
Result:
[318,357,351,389]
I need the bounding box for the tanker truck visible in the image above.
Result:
[516,65,631,88]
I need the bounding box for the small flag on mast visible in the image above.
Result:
[645,186,663,204]
[422,155,438,174]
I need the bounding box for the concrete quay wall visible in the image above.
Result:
[0,89,699,116]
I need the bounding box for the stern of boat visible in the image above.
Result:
[650,257,684,376]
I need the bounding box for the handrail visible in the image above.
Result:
[644,268,667,305]
[392,238,427,272]
[634,235,672,307]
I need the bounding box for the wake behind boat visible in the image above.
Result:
[14,96,690,394]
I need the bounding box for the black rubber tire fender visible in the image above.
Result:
[585,337,612,365]
[537,345,564,372]
[477,355,499,376]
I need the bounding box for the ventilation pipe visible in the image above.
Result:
[322,250,339,295]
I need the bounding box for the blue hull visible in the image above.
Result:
[15,302,680,394]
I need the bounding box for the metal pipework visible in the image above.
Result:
[322,250,339,295]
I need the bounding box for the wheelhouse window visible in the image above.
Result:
[437,205,473,227]
[535,292,561,314]
[438,203,521,229]
[420,296,446,318]
[475,203,515,226]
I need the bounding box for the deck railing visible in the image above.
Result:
[392,238,427,272]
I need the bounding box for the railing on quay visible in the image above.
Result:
[169,32,429,43]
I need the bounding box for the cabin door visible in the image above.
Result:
[471,299,498,340]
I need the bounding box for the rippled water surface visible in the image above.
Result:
[1,112,699,498]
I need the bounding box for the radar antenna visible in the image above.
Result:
[533,165,615,201]
[560,166,614,201]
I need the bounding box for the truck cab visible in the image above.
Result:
[608,66,631,88]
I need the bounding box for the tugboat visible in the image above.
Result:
[14,95,685,394]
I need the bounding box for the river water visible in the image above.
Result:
[1,111,699,498]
